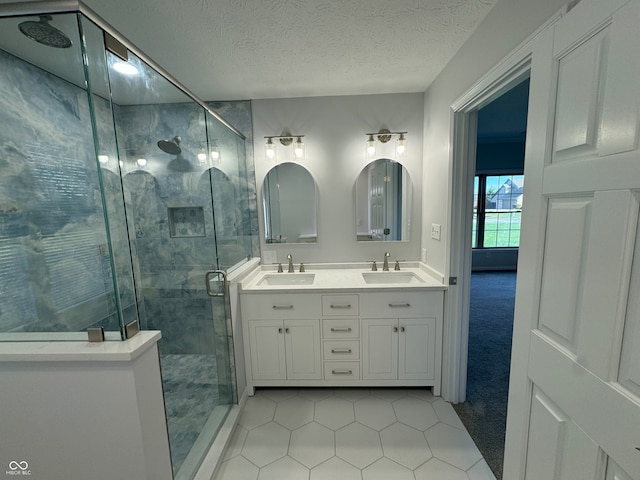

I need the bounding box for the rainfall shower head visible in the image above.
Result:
[18,15,72,49]
[157,136,182,155]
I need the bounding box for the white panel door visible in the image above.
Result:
[504,1,640,478]
[249,320,286,380]
[362,318,398,380]
[284,319,322,380]
[398,318,435,380]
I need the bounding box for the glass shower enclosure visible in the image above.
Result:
[0,4,255,478]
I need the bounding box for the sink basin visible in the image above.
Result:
[361,272,424,284]
[258,273,315,286]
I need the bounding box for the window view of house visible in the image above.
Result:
[472,174,524,248]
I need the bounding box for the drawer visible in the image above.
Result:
[324,362,360,380]
[241,293,320,319]
[322,294,359,316]
[323,340,359,360]
[359,291,443,318]
[322,319,359,339]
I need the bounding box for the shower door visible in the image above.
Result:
[102,47,239,478]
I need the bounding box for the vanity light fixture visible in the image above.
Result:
[365,129,408,158]
[264,131,305,161]
[98,154,109,165]
[136,158,147,167]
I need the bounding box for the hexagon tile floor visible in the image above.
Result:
[214,388,496,480]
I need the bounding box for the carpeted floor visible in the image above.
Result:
[452,271,516,480]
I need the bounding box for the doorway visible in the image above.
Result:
[451,79,530,479]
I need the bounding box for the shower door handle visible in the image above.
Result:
[205,270,228,297]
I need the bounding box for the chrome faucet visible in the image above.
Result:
[287,254,294,273]
[383,252,390,271]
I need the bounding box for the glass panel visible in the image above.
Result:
[204,111,252,268]
[483,175,524,248]
[0,13,121,339]
[107,47,237,477]
[472,176,479,248]
[80,14,139,334]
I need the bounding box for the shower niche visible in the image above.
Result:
[0,4,256,479]
[168,207,206,237]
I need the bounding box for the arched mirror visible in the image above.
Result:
[262,162,317,244]
[355,158,412,241]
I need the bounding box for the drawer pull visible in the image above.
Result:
[389,303,411,308]
[331,348,352,354]
[331,304,352,309]
[332,369,353,375]
[273,304,294,310]
[330,327,352,333]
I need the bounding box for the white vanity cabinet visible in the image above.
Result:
[360,291,442,385]
[241,286,443,395]
[243,293,322,381]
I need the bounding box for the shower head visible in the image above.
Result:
[157,136,182,155]
[18,15,72,49]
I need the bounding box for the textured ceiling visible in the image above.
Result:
[88,0,496,101]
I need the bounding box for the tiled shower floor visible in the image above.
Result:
[215,387,496,480]
[160,354,220,475]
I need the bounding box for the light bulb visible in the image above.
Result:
[265,138,276,161]
[197,152,207,163]
[294,137,304,159]
[366,135,376,156]
[396,133,406,156]
[98,155,109,165]
[136,158,147,167]
[118,160,124,168]
[210,148,220,160]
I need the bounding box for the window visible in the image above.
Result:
[473,175,523,248]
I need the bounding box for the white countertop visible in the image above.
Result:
[0,331,162,362]
[239,262,446,293]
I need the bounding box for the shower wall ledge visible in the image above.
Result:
[0,330,161,362]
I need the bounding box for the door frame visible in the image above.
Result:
[444,11,564,404]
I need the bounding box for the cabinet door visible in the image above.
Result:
[249,320,286,380]
[399,318,435,380]
[362,318,398,380]
[285,319,322,380]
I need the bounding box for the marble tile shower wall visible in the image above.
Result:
[0,49,132,334]
[0,46,257,345]
[114,101,256,355]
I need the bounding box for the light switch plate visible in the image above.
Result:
[431,224,441,241]
[421,248,427,263]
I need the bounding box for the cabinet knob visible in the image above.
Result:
[393,326,398,333]
[278,327,283,334]
[400,326,405,332]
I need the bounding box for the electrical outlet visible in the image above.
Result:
[421,248,427,263]
[431,223,441,241]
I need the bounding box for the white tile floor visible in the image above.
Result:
[214,388,496,480]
